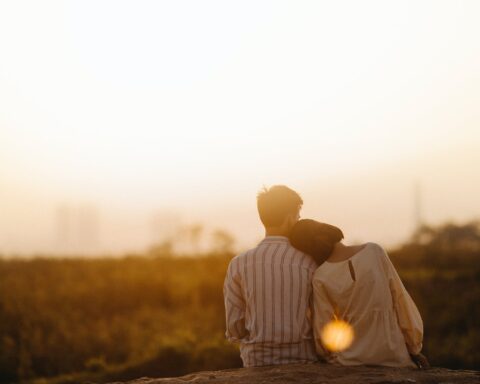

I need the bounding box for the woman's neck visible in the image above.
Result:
[332,242,346,252]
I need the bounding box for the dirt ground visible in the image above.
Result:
[108,363,480,384]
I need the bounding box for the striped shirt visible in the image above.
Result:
[223,236,318,367]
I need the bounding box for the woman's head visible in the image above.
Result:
[289,219,344,265]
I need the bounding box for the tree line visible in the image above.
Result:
[0,221,478,383]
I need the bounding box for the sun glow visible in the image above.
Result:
[321,320,355,352]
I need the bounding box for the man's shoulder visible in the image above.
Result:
[226,248,254,275]
[230,246,256,263]
[231,242,316,269]
[231,241,289,260]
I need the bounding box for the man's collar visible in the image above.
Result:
[259,236,290,244]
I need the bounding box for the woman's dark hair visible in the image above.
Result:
[289,219,344,265]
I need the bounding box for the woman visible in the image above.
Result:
[289,219,429,368]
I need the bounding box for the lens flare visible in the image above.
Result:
[320,320,354,352]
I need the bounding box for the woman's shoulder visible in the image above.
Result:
[354,242,387,262]
[347,242,385,261]
[364,242,386,254]
[361,242,392,267]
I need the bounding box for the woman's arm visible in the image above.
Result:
[377,245,424,356]
[312,276,336,358]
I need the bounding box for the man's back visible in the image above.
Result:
[224,236,318,367]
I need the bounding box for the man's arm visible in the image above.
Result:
[224,259,248,342]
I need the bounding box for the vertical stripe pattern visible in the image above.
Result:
[224,236,318,367]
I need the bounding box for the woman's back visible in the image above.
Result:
[312,242,422,367]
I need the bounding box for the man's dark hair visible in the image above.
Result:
[289,219,344,265]
[257,185,303,227]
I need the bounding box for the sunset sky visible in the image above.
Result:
[1,0,479,255]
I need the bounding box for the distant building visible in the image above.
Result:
[55,203,100,255]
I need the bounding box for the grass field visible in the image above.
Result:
[1,223,479,383]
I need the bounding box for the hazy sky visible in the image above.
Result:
[1,1,479,255]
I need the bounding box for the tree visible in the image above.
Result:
[210,230,235,254]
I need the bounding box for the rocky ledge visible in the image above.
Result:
[108,363,479,384]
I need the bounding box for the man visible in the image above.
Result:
[223,185,318,367]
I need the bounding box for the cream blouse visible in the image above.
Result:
[312,242,423,367]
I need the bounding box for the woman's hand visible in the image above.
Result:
[410,353,430,369]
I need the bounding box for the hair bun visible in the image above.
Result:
[289,219,344,265]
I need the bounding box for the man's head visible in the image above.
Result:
[257,185,303,235]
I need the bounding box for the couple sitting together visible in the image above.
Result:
[224,185,429,369]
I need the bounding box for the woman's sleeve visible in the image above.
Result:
[312,276,335,358]
[379,246,423,355]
